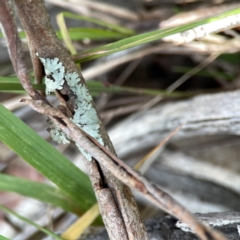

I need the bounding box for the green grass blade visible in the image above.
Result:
[0,205,64,240]
[0,12,133,39]
[0,235,10,240]
[87,81,190,97]
[0,77,45,91]
[0,76,190,97]
[218,53,240,65]
[0,105,96,213]
[0,174,82,214]
[0,82,45,91]
[57,28,128,40]
[0,77,21,82]
[0,28,127,41]
[0,77,189,97]
[173,66,234,81]
[60,11,134,35]
[72,8,240,62]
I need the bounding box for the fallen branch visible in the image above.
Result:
[22,98,227,240]
[0,0,46,102]
[3,0,147,238]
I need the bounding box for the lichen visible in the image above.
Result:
[48,122,70,144]
[37,56,65,94]
[65,71,104,152]
[76,143,92,161]
[47,119,70,144]
[37,54,104,160]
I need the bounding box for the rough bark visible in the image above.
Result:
[79,213,240,240]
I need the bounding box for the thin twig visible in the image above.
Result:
[22,99,227,240]
[126,45,225,114]
[167,52,220,92]
[134,123,185,172]
[0,0,44,102]
[97,59,141,111]
[13,0,147,238]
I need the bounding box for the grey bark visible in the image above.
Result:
[79,213,240,240]
[109,90,240,157]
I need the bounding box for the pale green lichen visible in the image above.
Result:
[65,71,104,147]
[65,71,104,160]
[38,55,104,160]
[48,122,70,144]
[76,143,92,161]
[50,128,70,144]
[37,56,65,94]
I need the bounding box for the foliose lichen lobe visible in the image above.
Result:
[37,56,65,94]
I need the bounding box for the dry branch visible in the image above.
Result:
[22,98,227,240]
[1,1,236,239]
[1,0,148,238]
[0,0,45,102]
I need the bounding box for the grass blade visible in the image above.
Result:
[0,82,45,91]
[0,174,82,214]
[0,28,127,41]
[0,77,190,97]
[72,8,240,62]
[0,235,10,240]
[57,28,128,40]
[60,11,134,35]
[0,104,96,213]
[61,203,99,240]
[0,205,64,240]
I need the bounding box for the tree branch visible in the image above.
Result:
[0,0,45,102]
[12,0,147,239]
[22,99,227,240]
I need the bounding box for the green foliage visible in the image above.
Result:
[0,11,133,42]
[173,66,234,81]
[218,53,240,65]
[72,8,240,62]
[1,7,240,239]
[0,76,189,97]
[0,174,82,214]
[0,235,10,240]
[0,105,96,213]
[59,12,134,36]
[0,205,64,240]
[0,28,129,41]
